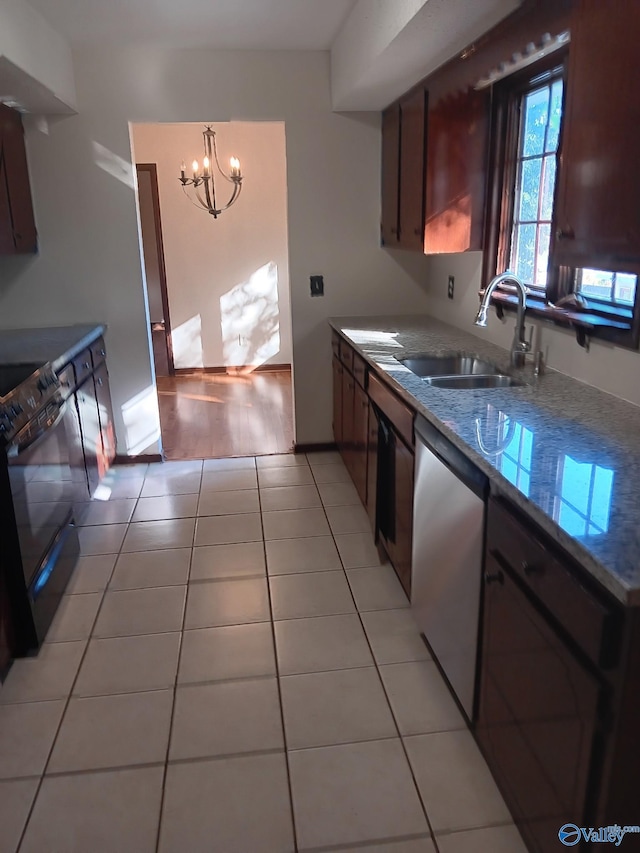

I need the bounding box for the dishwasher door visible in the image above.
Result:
[411,416,488,721]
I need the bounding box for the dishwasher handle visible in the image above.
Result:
[415,414,488,501]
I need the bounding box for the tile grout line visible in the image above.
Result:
[258,456,302,853]
[310,457,443,853]
[152,487,198,853]
[15,525,130,853]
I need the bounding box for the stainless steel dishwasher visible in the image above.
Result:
[411,415,488,721]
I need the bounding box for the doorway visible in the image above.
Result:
[132,121,295,460]
[136,163,174,377]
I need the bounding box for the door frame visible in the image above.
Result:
[136,162,175,375]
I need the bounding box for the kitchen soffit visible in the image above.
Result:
[24,0,359,50]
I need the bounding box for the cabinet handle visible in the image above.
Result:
[96,378,103,387]
[414,228,421,236]
[83,361,91,370]
[521,560,538,576]
[99,349,106,357]
[485,570,504,585]
[555,227,575,241]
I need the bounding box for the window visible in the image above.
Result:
[509,77,563,291]
[485,51,639,345]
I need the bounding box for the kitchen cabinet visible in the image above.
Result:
[424,86,489,253]
[63,336,115,499]
[0,104,37,255]
[477,496,640,853]
[553,0,640,268]
[331,333,415,591]
[333,333,368,505]
[332,355,343,448]
[381,89,427,250]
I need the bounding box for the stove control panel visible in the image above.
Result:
[0,363,60,442]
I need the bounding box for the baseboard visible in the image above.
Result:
[113,454,163,465]
[174,364,291,375]
[293,442,338,454]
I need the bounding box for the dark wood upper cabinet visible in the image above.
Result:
[380,103,401,246]
[399,87,427,251]
[0,104,37,255]
[381,90,427,251]
[553,0,640,268]
[424,86,489,253]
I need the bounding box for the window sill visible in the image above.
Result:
[488,290,633,349]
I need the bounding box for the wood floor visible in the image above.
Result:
[156,370,294,460]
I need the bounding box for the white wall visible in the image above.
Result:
[423,252,640,408]
[0,47,431,452]
[0,0,77,110]
[132,121,293,369]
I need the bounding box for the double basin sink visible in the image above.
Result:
[396,354,523,389]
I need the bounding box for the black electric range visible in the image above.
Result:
[0,359,80,672]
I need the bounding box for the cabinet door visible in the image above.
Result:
[399,88,427,250]
[366,403,379,534]
[75,378,101,497]
[352,383,369,505]
[553,0,640,266]
[332,356,343,448]
[477,554,605,853]
[0,104,37,254]
[424,86,489,254]
[94,362,116,470]
[393,435,414,597]
[341,370,356,473]
[381,103,401,246]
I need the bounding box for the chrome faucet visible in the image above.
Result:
[474,271,531,368]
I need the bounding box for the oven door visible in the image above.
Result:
[6,395,80,649]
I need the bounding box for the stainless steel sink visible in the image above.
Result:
[423,374,523,389]
[397,354,502,378]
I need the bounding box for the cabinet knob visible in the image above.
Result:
[485,570,504,585]
[555,227,575,241]
[99,349,106,357]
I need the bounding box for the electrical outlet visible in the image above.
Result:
[447,275,455,300]
[310,275,324,297]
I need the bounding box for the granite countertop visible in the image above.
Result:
[0,324,106,372]
[330,315,640,606]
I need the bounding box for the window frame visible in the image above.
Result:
[482,48,640,350]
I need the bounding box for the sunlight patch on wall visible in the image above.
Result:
[172,314,204,368]
[92,141,135,188]
[220,261,281,368]
[121,384,161,456]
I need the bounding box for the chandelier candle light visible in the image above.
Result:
[179,125,243,218]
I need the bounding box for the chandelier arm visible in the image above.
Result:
[181,184,211,212]
[216,180,242,212]
[212,132,236,184]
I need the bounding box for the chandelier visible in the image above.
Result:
[179,126,243,218]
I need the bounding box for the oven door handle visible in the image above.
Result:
[6,400,68,458]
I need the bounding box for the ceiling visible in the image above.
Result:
[25,0,359,50]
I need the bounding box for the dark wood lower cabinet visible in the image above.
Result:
[351,383,368,505]
[332,356,343,448]
[477,552,606,852]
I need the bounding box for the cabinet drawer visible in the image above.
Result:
[73,348,93,387]
[353,354,367,389]
[368,372,414,448]
[488,497,621,669]
[90,337,107,369]
[339,339,354,373]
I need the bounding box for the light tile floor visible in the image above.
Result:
[0,452,527,853]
